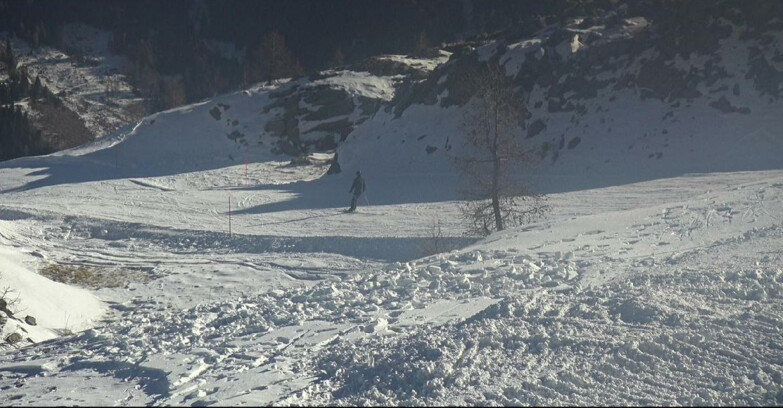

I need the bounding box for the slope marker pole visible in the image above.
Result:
[229,195,232,237]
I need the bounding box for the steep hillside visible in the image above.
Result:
[341,2,783,193]
[5,24,145,146]
[0,52,451,197]
[3,3,782,216]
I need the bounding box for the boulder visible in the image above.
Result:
[5,332,22,344]
[208,106,221,120]
[0,298,12,317]
[25,315,37,326]
[527,119,547,139]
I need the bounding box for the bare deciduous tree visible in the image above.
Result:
[0,273,20,317]
[420,216,447,257]
[453,62,549,236]
[245,31,304,86]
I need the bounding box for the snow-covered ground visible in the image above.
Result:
[0,115,781,405]
[0,22,782,403]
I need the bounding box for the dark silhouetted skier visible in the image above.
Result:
[348,170,366,212]
[326,151,341,175]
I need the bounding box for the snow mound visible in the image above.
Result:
[0,232,106,345]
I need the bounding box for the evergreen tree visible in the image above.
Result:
[162,78,187,109]
[413,30,430,57]
[5,39,16,77]
[0,84,9,105]
[18,70,30,97]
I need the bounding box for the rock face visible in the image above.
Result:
[260,77,369,156]
[254,72,388,156]
[252,52,450,157]
[354,54,439,80]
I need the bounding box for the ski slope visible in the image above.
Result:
[0,19,782,405]
[0,121,780,405]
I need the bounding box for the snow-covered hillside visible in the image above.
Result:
[8,23,145,142]
[0,4,781,406]
[0,156,780,405]
[347,5,783,193]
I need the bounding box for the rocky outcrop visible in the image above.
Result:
[386,1,783,165]
[354,55,437,80]
[259,72,393,155]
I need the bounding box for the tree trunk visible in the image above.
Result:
[492,149,503,232]
[492,193,503,231]
[491,102,503,232]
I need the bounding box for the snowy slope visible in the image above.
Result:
[0,4,781,406]
[0,224,105,345]
[341,8,783,193]
[0,164,780,405]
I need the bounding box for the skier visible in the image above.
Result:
[348,170,366,212]
[326,151,342,175]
